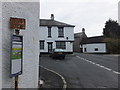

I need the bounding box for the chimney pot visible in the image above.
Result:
[51,14,54,20]
[82,28,85,33]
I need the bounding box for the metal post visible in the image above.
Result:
[15,29,20,90]
[15,76,19,90]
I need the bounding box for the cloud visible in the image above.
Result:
[41,0,119,3]
[40,0,119,37]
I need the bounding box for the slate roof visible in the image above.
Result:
[81,36,105,44]
[74,32,83,38]
[40,19,75,27]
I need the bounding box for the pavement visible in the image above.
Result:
[39,65,64,88]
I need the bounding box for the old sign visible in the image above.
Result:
[10,17,26,30]
[10,35,23,77]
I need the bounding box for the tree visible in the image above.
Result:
[103,38,120,54]
[103,19,120,38]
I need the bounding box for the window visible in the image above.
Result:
[48,27,51,37]
[58,27,64,37]
[95,48,98,51]
[40,41,44,49]
[56,41,66,49]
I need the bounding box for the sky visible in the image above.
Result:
[40,0,119,37]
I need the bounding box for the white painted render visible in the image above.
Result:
[0,1,2,89]
[82,43,107,53]
[118,1,120,24]
[39,26,74,53]
[1,1,40,88]
[1,0,39,2]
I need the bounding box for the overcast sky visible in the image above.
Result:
[40,0,119,37]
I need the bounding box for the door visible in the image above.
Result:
[48,42,53,53]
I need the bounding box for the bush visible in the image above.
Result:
[103,38,120,54]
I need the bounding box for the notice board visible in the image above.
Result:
[10,35,23,77]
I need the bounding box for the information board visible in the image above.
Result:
[11,35,23,77]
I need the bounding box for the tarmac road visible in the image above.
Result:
[40,53,119,89]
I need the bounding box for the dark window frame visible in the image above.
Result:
[58,27,64,37]
[56,41,66,49]
[48,27,52,38]
[40,41,44,50]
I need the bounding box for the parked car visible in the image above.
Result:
[49,49,66,59]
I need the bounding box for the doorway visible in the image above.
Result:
[48,42,53,53]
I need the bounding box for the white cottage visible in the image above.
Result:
[1,1,40,88]
[39,14,75,54]
[80,36,107,53]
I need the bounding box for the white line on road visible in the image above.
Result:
[76,56,120,75]
[113,71,120,74]
[104,67,112,71]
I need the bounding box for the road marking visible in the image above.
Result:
[99,65,105,68]
[113,71,120,74]
[76,56,120,75]
[104,67,112,71]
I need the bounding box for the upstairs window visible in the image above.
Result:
[56,41,66,49]
[48,27,51,37]
[58,27,64,37]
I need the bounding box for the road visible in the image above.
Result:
[40,53,119,88]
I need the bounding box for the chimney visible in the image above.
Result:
[51,14,54,20]
[82,28,85,33]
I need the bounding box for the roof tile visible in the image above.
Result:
[40,19,75,27]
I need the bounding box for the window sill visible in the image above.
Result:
[58,36,64,38]
[48,36,52,38]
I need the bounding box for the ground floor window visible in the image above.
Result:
[56,41,66,49]
[40,41,44,50]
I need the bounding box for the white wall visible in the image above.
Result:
[39,26,74,40]
[2,1,40,88]
[0,1,2,89]
[64,27,74,40]
[82,43,107,53]
[39,26,74,53]
[118,1,120,24]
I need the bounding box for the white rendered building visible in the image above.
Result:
[1,0,40,88]
[39,14,75,54]
[80,36,107,53]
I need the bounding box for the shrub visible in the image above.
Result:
[103,38,120,54]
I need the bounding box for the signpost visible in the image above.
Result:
[10,17,25,90]
[11,35,23,90]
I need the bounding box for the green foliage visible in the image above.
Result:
[103,38,120,54]
[103,19,120,38]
